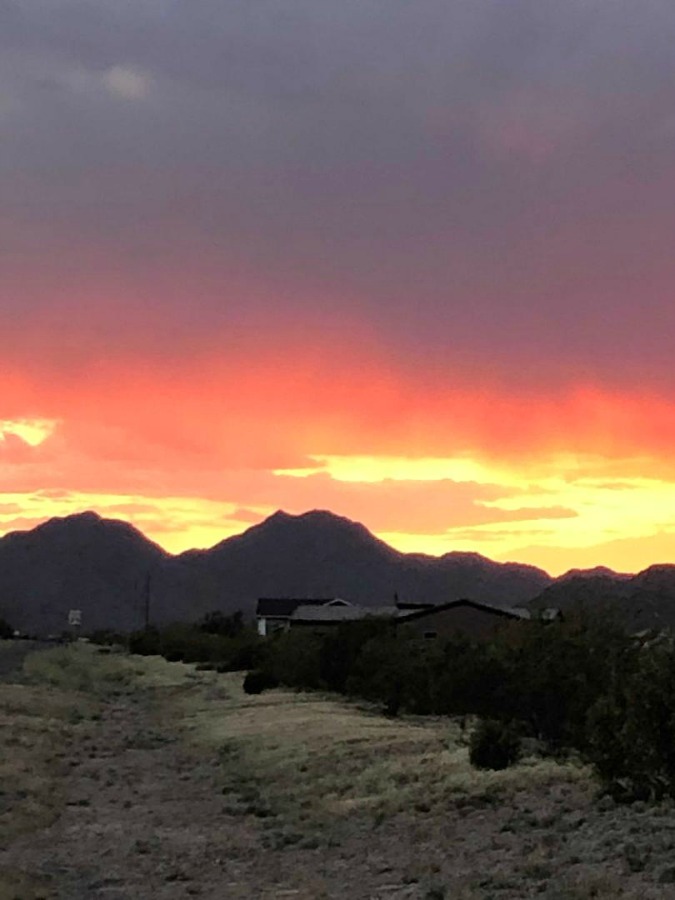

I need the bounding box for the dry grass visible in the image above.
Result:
[22,643,140,692]
[2,647,660,898]
[176,672,591,830]
[0,644,148,898]
[0,681,88,845]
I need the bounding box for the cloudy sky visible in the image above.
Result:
[2,0,675,574]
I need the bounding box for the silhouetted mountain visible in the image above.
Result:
[529,564,675,631]
[557,565,630,582]
[0,507,560,634]
[157,509,552,622]
[0,512,167,634]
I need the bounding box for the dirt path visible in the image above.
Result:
[1,688,272,899]
[5,652,675,899]
[0,671,432,900]
[0,641,50,681]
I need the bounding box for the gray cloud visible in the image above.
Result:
[3,1,675,386]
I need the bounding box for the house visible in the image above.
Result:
[395,598,532,641]
[257,595,557,639]
[289,603,399,632]
[256,597,353,636]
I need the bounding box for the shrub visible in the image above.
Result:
[432,636,506,719]
[263,630,324,690]
[243,670,280,694]
[491,609,631,751]
[318,618,393,693]
[587,640,675,800]
[128,627,160,656]
[469,718,521,771]
[0,616,14,639]
[199,610,244,637]
[88,629,127,647]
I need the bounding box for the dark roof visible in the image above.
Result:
[256,597,339,617]
[291,604,397,624]
[395,601,435,611]
[395,598,531,624]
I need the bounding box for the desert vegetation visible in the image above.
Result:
[114,607,675,802]
[241,612,675,801]
[124,610,263,671]
[5,641,675,896]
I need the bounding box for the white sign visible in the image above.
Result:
[68,609,82,627]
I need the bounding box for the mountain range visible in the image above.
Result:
[0,509,550,634]
[0,509,673,635]
[530,565,675,631]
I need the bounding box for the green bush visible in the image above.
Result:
[490,609,631,751]
[127,621,262,671]
[243,670,280,694]
[88,629,128,647]
[587,640,675,800]
[469,718,521,770]
[128,627,160,656]
[262,630,324,690]
[199,610,244,637]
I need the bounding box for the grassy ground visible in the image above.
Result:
[0,645,96,898]
[180,675,590,833]
[2,644,674,898]
[0,644,185,898]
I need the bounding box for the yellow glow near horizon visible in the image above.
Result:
[277,452,675,574]
[0,450,674,576]
[277,454,510,484]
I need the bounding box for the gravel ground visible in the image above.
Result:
[0,640,51,681]
[4,653,675,899]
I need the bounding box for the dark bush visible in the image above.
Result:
[0,616,14,639]
[490,609,631,751]
[88,629,128,647]
[263,630,324,690]
[318,618,393,693]
[587,640,675,800]
[346,630,408,714]
[128,627,160,656]
[199,610,244,637]
[243,670,280,694]
[469,719,521,770]
[127,621,262,671]
[431,636,506,719]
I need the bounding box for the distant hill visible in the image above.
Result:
[557,565,631,583]
[529,564,675,631]
[156,510,552,623]
[0,512,167,634]
[0,509,553,634]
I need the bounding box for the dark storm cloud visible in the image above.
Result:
[3,0,675,385]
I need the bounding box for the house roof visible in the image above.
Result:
[291,604,398,624]
[256,597,345,618]
[395,598,532,623]
[395,601,436,611]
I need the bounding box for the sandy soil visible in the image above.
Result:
[4,647,675,899]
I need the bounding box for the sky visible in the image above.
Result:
[2,0,675,575]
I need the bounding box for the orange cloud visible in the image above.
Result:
[1,349,675,574]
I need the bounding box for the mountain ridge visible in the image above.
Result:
[2,508,674,635]
[0,508,552,633]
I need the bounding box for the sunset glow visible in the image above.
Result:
[3,1,675,576]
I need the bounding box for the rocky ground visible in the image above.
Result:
[3,644,675,899]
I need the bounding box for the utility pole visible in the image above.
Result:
[143,573,151,631]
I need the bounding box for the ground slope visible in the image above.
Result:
[3,644,675,898]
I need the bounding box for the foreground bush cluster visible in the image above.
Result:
[103,607,675,800]
[95,611,264,674]
[255,614,675,799]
